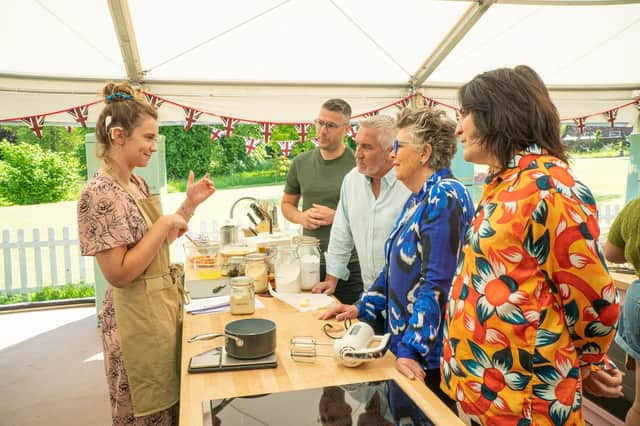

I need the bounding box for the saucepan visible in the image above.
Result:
[188,318,276,359]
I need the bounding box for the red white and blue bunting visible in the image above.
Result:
[210,127,224,142]
[66,105,89,128]
[278,140,295,157]
[1,92,637,142]
[22,115,46,139]
[183,107,202,132]
[244,137,261,155]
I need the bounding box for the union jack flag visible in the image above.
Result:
[144,93,165,108]
[260,122,273,143]
[394,96,412,110]
[361,110,379,119]
[604,109,618,128]
[66,105,89,128]
[278,140,295,157]
[22,115,46,139]
[183,107,202,132]
[310,137,319,147]
[348,123,359,139]
[210,127,224,142]
[294,123,311,142]
[574,117,587,135]
[424,96,438,109]
[221,117,239,138]
[244,137,261,155]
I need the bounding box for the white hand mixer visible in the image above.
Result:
[290,322,390,367]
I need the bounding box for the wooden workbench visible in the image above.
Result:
[179,295,463,426]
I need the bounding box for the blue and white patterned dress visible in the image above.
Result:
[356,167,474,370]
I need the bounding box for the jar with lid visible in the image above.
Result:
[295,236,321,290]
[245,253,268,293]
[230,276,255,315]
[273,245,300,293]
[227,256,246,278]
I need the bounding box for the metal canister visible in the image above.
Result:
[220,224,238,246]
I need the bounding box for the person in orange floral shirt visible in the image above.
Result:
[441,65,623,425]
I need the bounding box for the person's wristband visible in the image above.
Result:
[180,203,194,218]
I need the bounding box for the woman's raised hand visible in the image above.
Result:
[185,170,215,207]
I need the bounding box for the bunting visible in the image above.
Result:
[22,115,45,139]
[574,117,587,135]
[395,97,411,110]
[310,137,319,147]
[294,123,311,142]
[66,105,89,128]
[183,107,202,131]
[244,137,261,154]
[210,127,224,142]
[278,140,295,157]
[604,109,618,128]
[144,93,165,108]
[221,117,239,138]
[1,92,637,146]
[424,97,439,109]
[260,122,273,143]
[348,123,359,139]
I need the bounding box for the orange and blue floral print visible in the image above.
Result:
[441,145,620,425]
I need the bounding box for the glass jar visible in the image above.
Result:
[227,256,246,278]
[259,242,278,290]
[245,253,268,293]
[230,276,255,315]
[296,237,321,290]
[274,245,300,293]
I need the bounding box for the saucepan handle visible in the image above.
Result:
[188,332,244,347]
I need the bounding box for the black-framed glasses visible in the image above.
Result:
[315,119,343,130]
[393,139,410,155]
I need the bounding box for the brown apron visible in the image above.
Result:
[112,194,184,416]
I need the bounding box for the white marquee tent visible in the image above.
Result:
[1,0,639,127]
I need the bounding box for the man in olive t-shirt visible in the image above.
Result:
[281,98,362,304]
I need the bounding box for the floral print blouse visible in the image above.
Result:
[78,170,150,256]
[441,145,620,425]
[356,168,474,370]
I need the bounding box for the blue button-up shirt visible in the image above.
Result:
[326,167,411,288]
[357,168,475,370]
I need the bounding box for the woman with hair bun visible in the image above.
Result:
[78,82,215,425]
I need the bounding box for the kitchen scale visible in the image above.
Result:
[188,346,277,373]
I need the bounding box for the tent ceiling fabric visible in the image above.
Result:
[0,0,638,124]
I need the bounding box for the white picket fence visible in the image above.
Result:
[0,204,624,295]
[1,227,92,295]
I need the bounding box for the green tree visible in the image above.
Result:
[162,126,213,179]
[16,126,85,153]
[0,141,80,204]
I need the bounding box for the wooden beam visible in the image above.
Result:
[107,0,143,83]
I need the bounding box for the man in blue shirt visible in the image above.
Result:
[312,115,411,302]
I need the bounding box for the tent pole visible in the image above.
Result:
[107,0,144,84]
